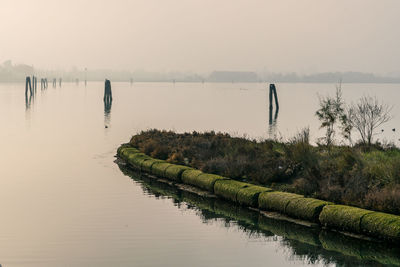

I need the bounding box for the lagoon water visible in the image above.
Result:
[0,82,399,266]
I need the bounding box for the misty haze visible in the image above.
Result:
[1,1,400,267]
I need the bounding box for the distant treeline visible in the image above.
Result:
[1,60,400,83]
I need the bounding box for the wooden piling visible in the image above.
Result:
[104,79,112,103]
[269,84,279,110]
[59,78,62,87]
[25,77,32,95]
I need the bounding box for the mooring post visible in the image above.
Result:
[25,77,32,95]
[34,76,37,92]
[104,79,112,103]
[59,78,62,87]
[45,78,48,89]
[270,84,279,110]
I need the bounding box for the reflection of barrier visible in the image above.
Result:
[117,145,400,243]
[116,163,400,266]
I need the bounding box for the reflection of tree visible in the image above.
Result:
[117,163,400,267]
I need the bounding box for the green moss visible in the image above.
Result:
[164,165,193,182]
[285,198,332,222]
[126,153,151,168]
[190,173,227,192]
[151,162,174,178]
[237,185,273,207]
[141,159,164,172]
[117,144,134,155]
[182,170,225,192]
[258,191,303,213]
[213,180,250,202]
[318,205,373,233]
[361,212,400,241]
[119,147,140,159]
[181,169,203,185]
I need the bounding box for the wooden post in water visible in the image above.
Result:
[104,79,112,103]
[59,78,62,87]
[25,77,32,95]
[45,78,48,89]
[269,84,279,111]
[53,78,57,88]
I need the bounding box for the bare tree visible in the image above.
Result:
[347,96,392,146]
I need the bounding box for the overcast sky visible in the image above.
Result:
[1,0,399,74]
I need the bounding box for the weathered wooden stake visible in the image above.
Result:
[59,78,62,87]
[53,78,57,88]
[104,79,112,103]
[269,84,279,111]
[25,77,32,95]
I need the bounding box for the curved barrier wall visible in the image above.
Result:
[117,145,400,243]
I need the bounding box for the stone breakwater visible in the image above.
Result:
[117,144,400,243]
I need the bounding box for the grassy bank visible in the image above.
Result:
[129,129,400,215]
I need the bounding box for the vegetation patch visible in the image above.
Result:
[319,205,373,233]
[213,179,250,202]
[181,169,204,187]
[164,165,193,182]
[259,191,303,213]
[190,173,227,192]
[285,198,332,222]
[151,162,174,178]
[141,159,164,172]
[126,153,151,168]
[361,212,400,242]
[237,185,273,207]
[128,129,400,214]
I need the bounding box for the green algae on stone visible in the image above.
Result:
[237,185,273,207]
[319,205,373,234]
[285,198,332,222]
[258,191,303,213]
[361,212,400,241]
[164,165,193,182]
[213,179,250,202]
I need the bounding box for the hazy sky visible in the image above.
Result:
[1,0,399,74]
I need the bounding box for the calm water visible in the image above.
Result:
[0,81,399,266]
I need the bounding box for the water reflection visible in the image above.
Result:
[104,98,112,127]
[268,105,279,138]
[25,93,33,111]
[117,163,400,267]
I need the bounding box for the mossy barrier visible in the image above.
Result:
[182,171,226,192]
[237,185,273,207]
[117,160,400,265]
[141,159,164,172]
[117,144,400,242]
[361,212,400,242]
[213,179,250,202]
[285,198,332,223]
[151,162,174,178]
[259,191,304,214]
[164,165,193,182]
[319,205,374,234]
